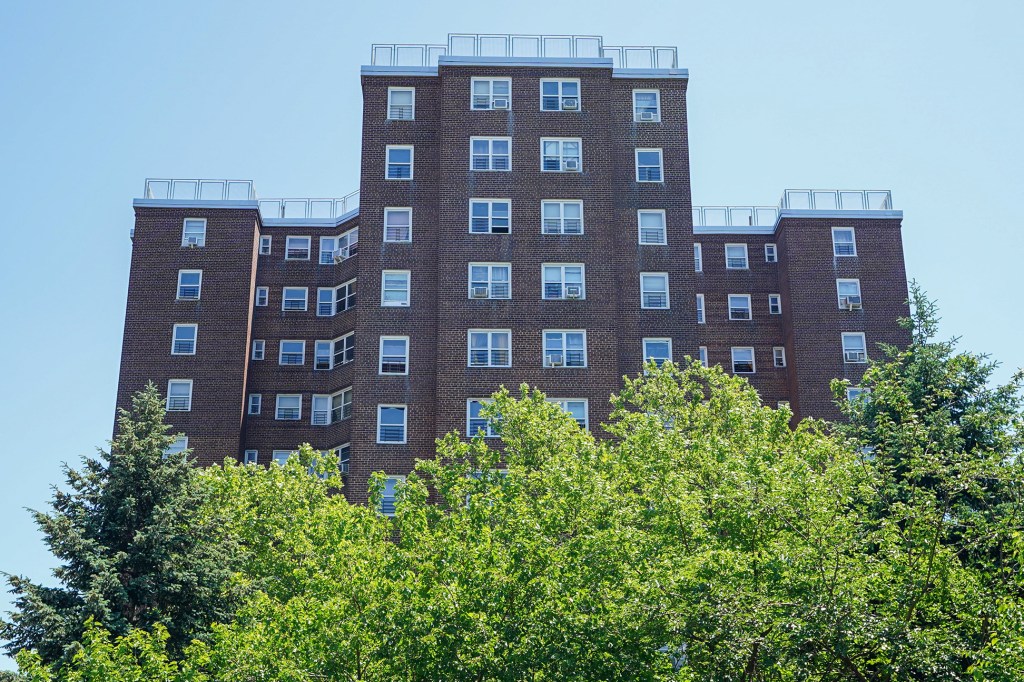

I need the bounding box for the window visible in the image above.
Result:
[725,244,749,269]
[312,388,352,425]
[768,294,782,315]
[638,210,666,245]
[468,329,511,367]
[381,270,410,307]
[278,340,305,366]
[467,399,500,438]
[471,77,511,109]
[379,336,409,374]
[386,145,413,179]
[731,347,755,374]
[633,89,661,121]
[387,87,415,120]
[243,450,258,465]
[275,394,302,420]
[468,263,511,299]
[285,236,311,260]
[318,279,357,316]
[842,333,867,363]
[181,219,206,247]
[469,199,511,234]
[166,380,192,411]
[164,436,188,457]
[778,401,791,410]
[272,450,294,466]
[540,79,580,111]
[319,227,359,264]
[773,346,786,368]
[832,227,857,256]
[847,387,870,403]
[248,394,261,415]
[635,149,664,182]
[541,138,581,172]
[314,332,354,370]
[696,294,705,323]
[171,324,197,355]
[765,243,778,263]
[641,273,670,309]
[282,287,308,311]
[384,208,412,242]
[334,443,351,474]
[176,270,202,300]
[470,137,511,171]
[694,243,703,272]
[377,405,407,444]
[698,346,709,367]
[541,200,583,235]
[251,340,265,360]
[542,264,585,300]
[543,330,586,368]
[837,279,862,309]
[549,399,588,429]
[259,235,272,255]
[379,475,405,515]
[728,294,752,321]
[255,287,268,307]
[643,338,672,368]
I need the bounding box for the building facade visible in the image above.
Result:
[116,34,910,505]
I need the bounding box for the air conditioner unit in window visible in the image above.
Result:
[333,248,349,264]
[639,111,656,121]
[185,236,200,247]
[492,97,509,109]
[844,350,867,363]
[842,295,863,310]
[546,354,564,367]
[565,285,582,299]
[562,97,579,110]
[471,286,490,299]
[563,158,580,171]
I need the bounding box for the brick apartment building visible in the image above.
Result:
[116,34,910,506]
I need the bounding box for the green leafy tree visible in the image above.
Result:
[1,384,240,667]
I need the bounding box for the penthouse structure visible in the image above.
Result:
[116,34,910,506]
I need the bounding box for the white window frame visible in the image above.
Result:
[725,243,749,270]
[832,227,857,256]
[171,323,197,355]
[384,207,412,243]
[387,86,415,120]
[284,235,311,260]
[640,272,670,309]
[728,294,752,321]
[731,347,756,374]
[548,399,589,430]
[540,137,582,172]
[315,332,355,370]
[467,399,501,438]
[281,287,308,312]
[540,78,581,111]
[847,387,870,403]
[541,200,584,235]
[164,436,188,457]
[275,394,302,421]
[243,450,259,465]
[181,218,206,247]
[768,294,782,315]
[470,77,511,110]
[272,450,295,466]
[251,340,265,360]
[312,388,352,425]
[643,338,673,368]
[247,394,261,415]
[696,294,705,324]
[842,332,868,364]
[543,330,587,368]
[166,379,193,412]
[470,136,511,171]
[259,235,272,255]
[379,335,410,375]
[278,340,305,366]
[837,279,862,309]
[379,475,405,516]
[765,243,778,263]
[319,227,359,264]
[317,279,357,316]
[633,89,661,122]
[377,405,408,444]
[385,145,414,180]
[381,270,410,307]
[176,270,202,300]
[467,329,512,368]
[468,263,511,299]
[542,263,585,300]
[638,209,667,245]
[773,346,786,368]
[255,286,268,307]
[698,346,709,367]
[694,243,703,272]
[635,148,664,183]
[469,198,512,234]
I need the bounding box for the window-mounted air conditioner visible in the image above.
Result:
[471,286,490,299]
[562,97,579,110]
[492,97,509,109]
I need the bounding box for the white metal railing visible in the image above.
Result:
[144,178,254,201]
[370,34,678,69]
[258,192,360,221]
[692,206,779,227]
[780,189,892,211]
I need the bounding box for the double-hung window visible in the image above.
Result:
[381,270,410,307]
[765,243,778,263]
[469,199,510,234]
[696,294,705,323]
[166,380,193,411]
[731,347,755,374]
[842,333,867,363]
[847,387,870,403]
[541,138,581,172]
[312,389,352,425]
[467,399,500,438]
[285,236,311,260]
[272,450,294,466]
[377,405,407,444]
[698,346,709,367]
[315,332,354,370]
[768,294,782,315]
[164,436,188,457]
[540,79,580,111]
[275,394,302,421]
[633,89,661,121]
[643,338,672,368]
[255,287,268,307]
[379,475,404,515]
[243,450,259,464]
[319,227,359,264]
[542,264,584,300]
[279,340,305,366]
[638,209,666,245]
[468,263,511,299]
[248,394,261,415]
[384,208,412,242]
[282,287,308,311]
[635,149,664,182]
[832,227,857,256]
[177,270,202,300]
[541,200,583,235]
[387,87,415,120]
[171,324,197,355]
[471,77,511,109]
[470,137,511,171]
[641,273,670,309]
[181,219,206,247]
[259,235,272,255]
[386,145,413,179]
[543,330,586,368]
[725,244,749,269]
[379,336,409,374]
[728,294,752,320]
[318,279,356,316]
[251,340,265,360]
[549,399,588,429]
[468,329,511,367]
[773,346,787,368]
[694,243,703,272]
[837,279,862,309]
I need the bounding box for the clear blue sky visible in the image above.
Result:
[1,0,1021,669]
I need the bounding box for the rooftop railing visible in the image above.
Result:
[694,189,895,227]
[141,178,359,222]
[258,192,360,221]
[370,33,678,69]
[693,206,779,228]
